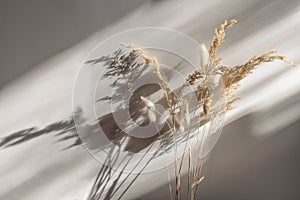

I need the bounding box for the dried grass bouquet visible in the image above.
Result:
[87,19,295,200]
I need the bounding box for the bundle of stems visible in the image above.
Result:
[122,19,295,200]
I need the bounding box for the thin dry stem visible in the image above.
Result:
[192,176,205,189]
[187,148,192,200]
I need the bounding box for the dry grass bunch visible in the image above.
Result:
[130,19,294,200]
[91,19,295,200]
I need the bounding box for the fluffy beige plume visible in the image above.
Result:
[140,96,155,110]
[200,43,210,68]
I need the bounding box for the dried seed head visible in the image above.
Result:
[140,96,155,110]
[221,51,296,95]
[200,43,210,68]
[209,19,237,62]
[147,109,157,123]
[212,73,222,88]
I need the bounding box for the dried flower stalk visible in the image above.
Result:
[186,19,295,200]
[209,19,237,65]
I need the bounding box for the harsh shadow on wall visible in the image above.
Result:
[0,49,181,200]
[1,48,207,199]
